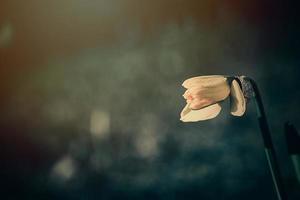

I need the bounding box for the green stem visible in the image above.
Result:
[249,79,287,200]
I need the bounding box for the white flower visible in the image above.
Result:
[180,75,246,122]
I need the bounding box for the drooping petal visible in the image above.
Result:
[230,79,246,116]
[180,103,222,122]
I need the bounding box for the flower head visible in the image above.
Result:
[180,75,249,122]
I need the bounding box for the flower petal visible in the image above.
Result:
[182,75,227,89]
[189,97,214,110]
[180,103,222,122]
[230,79,246,116]
[188,82,230,102]
[182,75,230,111]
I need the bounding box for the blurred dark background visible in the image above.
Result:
[0,0,299,199]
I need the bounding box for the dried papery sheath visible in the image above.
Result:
[236,76,255,100]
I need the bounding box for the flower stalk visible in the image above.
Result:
[247,78,287,200]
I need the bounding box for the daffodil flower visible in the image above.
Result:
[180,75,248,122]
